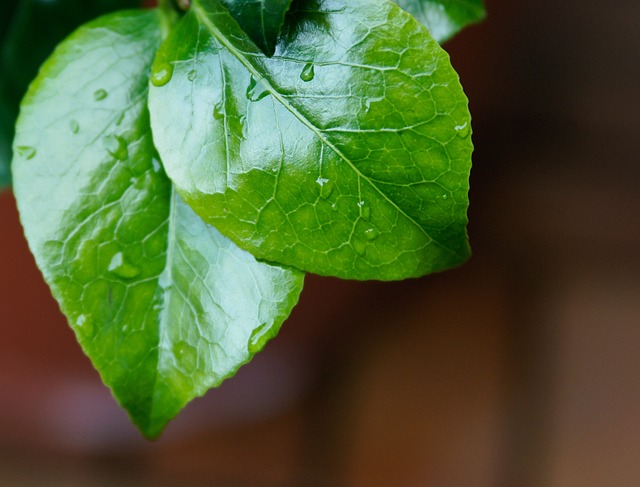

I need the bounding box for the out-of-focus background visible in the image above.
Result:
[1,0,639,485]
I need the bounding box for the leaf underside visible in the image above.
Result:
[219,0,294,56]
[394,0,486,43]
[149,0,473,281]
[12,9,303,438]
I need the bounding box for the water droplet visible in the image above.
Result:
[357,200,371,220]
[75,314,95,338]
[15,146,36,160]
[455,122,470,138]
[93,89,108,101]
[174,341,197,371]
[316,177,334,199]
[249,323,272,354]
[69,119,80,134]
[300,62,315,82]
[246,76,270,102]
[152,158,162,173]
[108,252,141,279]
[103,135,128,161]
[352,239,367,257]
[150,62,174,87]
[212,102,224,120]
[187,69,197,81]
[115,112,126,126]
[364,227,379,241]
[442,194,448,200]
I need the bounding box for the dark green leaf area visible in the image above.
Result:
[149,0,473,280]
[219,0,293,56]
[12,10,303,439]
[394,0,486,43]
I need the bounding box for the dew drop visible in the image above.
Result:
[364,227,379,241]
[103,135,128,161]
[246,76,270,102]
[357,200,371,220]
[212,102,224,120]
[150,62,174,87]
[75,314,95,339]
[115,112,126,126]
[174,341,197,371]
[108,252,141,279]
[300,62,315,82]
[15,146,36,160]
[316,177,334,199]
[152,158,162,173]
[352,239,367,257]
[69,119,80,134]
[442,193,448,200]
[93,89,108,101]
[187,69,197,81]
[455,121,470,139]
[249,323,272,354]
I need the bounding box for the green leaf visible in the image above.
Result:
[0,0,143,190]
[149,0,473,280]
[12,9,303,438]
[394,0,486,43]
[218,0,293,56]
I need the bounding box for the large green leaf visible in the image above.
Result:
[12,9,303,438]
[394,0,486,43]
[0,0,142,191]
[219,0,293,56]
[149,0,473,280]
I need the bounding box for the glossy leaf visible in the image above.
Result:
[394,0,486,43]
[219,0,293,56]
[0,0,142,190]
[12,9,303,438]
[149,0,473,280]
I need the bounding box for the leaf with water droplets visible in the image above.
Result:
[394,0,486,43]
[12,10,303,439]
[218,0,293,56]
[0,0,142,191]
[149,0,473,280]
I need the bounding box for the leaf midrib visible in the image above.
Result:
[193,2,463,257]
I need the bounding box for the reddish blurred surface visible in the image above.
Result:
[2,0,640,485]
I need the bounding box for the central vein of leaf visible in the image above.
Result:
[191,3,457,251]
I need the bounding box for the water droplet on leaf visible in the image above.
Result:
[93,89,108,101]
[75,314,95,338]
[15,146,36,160]
[212,102,224,120]
[442,194,448,200]
[352,239,367,257]
[187,69,197,81]
[108,252,141,279]
[364,227,379,241]
[69,119,80,134]
[316,177,334,199]
[357,200,371,220]
[246,76,270,102]
[103,135,128,161]
[455,122,470,138]
[300,62,315,82]
[249,323,272,354]
[174,341,197,371]
[151,62,174,87]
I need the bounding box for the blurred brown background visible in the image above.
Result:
[1,0,639,485]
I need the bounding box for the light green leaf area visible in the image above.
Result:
[394,0,486,43]
[149,0,473,280]
[219,0,293,56]
[12,9,303,438]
